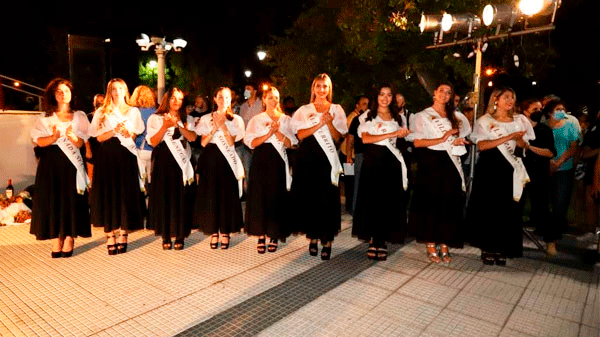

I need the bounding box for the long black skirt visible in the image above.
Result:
[290,136,340,242]
[30,146,91,240]
[90,138,146,232]
[352,144,407,244]
[466,148,523,258]
[148,142,195,239]
[245,143,291,241]
[408,148,464,248]
[192,144,244,234]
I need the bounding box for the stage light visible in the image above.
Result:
[488,81,494,87]
[419,14,443,33]
[173,38,187,49]
[441,13,453,32]
[482,4,518,27]
[519,0,545,16]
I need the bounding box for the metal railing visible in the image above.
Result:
[0,74,44,111]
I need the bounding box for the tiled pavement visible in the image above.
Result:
[0,214,598,337]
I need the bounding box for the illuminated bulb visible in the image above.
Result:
[262,83,269,91]
[257,51,267,61]
[519,0,545,16]
[488,81,494,87]
[482,5,495,26]
[148,60,157,68]
[13,82,20,87]
[441,13,453,32]
[244,70,252,78]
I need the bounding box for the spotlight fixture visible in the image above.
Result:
[419,14,443,33]
[482,4,518,27]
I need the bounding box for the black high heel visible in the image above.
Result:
[481,252,495,265]
[220,234,230,250]
[210,234,219,249]
[162,239,172,250]
[376,245,388,261]
[51,251,62,259]
[61,237,74,258]
[309,241,318,256]
[173,238,184,251]
[321,243,332,260]
[116,233,128,254]
[257,237,266,254]
[495,254,507,266]
[367,243,377,260]
[267,239,278,253]
[107,234,117,256]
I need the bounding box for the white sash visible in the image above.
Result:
[254,120,292,191]
[211,119,245,198]
[479,115,530,201]
[105,114,146,192]
[424,116,466,191]
[307,113,343,186]
[371,123,408,191]
[42,118,89,194]
[164,128,194,185]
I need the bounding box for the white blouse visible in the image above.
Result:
[357,115,403,141]
[195,112,245,143]
[89,106,145,138]
[407,107,472,151]
[30,111,90,143]
[243,112,298,149]
[145,114,196,145]
[470,113,535,147]
[291,103,348,136]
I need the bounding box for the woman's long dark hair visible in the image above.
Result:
[212,87,235,121]
[366,84,404,127]
[156,87,186,121]
[436,82,460,130]
[43,78,73,117]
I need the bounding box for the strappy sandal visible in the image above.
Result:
[173,238,184,251]
[376,245,388,261]
[209,234,219,249]
[481,252,495,265]
[367,243,377,260]
[494,254,506,266]
[321,243,332,260]
[426,243,441,263]
[162,239,172,250]
[267,239,278,253]
[439,244,452,264]
[107,234,118,256]
[257,237,266,254]
[309,240,318,256]
[220,234,230,250]
[116,233,128,254]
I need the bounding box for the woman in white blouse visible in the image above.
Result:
[89,79,146,255]
[352,84,410,260]
[193,87,245,249]
[30,78,91,258]
[146,88,197,250]
[407,83,471,264]
[244,86,297,253]
[290,74,348,260]
[466,86,535,265]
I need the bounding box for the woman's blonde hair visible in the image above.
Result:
[130,85,156,109]
[485,86,516,118]
[262,86,283,114]
[100,79,131,122]
[310,73,333,103]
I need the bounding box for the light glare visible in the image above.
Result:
[519,0,545,16]
[441,13,453,32]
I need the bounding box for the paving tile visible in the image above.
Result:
[498,328,536,337]
[579,325,600,337]
[519,288,585,322]
[447,291,515,325]
[420,309,502,337]
[478,264,536,288]
[321,279,393,310]
[371,293,443,331]
[352,265,412,291]
[505,306,580,337]
[462,275,526,304]
[396,277,460,307]
[582,282,599,328]
[527,264,593,302]
[340,310,424,337]
[377,251,430,276]
[417,263,477,289]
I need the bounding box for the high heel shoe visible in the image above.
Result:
[376,245,388,261]
[481,252,495,265]
[426,243,441,264]
[162,239,172,250]
[173,238,184,251]
[439,244,451,264]
[257,237,266,254]
[220,234,230,250]
[267,239,278,253]
[309,241,318,256]
[494,254,506,266]
[51,251,62,258]
[210,234,219,249]
[61,237,74,258]
[116,233,128,254]
[321,243,332,260]
[367,243,377,260]
[107,234,117,256]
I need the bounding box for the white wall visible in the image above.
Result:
[0,111,41,193]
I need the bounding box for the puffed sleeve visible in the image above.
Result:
[243,114,267,149]
[406,112,429,142]
[128,107,145,135]
[290,105,309,134]
[280,115,298,146]
[517,114,535,142]
[185,115,196,131]
[88,109,107,137]
[74,111,90,141]
[469,117,492,144]
[227,115,245,142]
[145,114,163,146]
[195,115,211,136]
[331,104,348,135]
[456,111,472,138]
[30,116,51,143]
[356,118,372,138]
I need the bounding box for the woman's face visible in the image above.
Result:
[169,91,184,112]
[110,82,127,103]
[54,83,71,106]
[433,85,452,105]
[524,101,542,118]
[553,104,566,113]
[495,90,515,112]
[377,87,393,109]
[263,91,280,111]
[214,89,232,110]
[313,80,330,100]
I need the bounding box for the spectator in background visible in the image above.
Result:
[580,108,600,235]
[238,83,262,194]
[283,96,297,116]
[341,95,369,213]
[191,95,210,118]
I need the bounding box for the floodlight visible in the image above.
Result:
[441,13,453,32]
[136,33,150,47]
[173,38,187,49]
[419,14,443,33]
[482,4,518,27]
[519,0,561,16]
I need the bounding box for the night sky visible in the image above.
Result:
[1,1,598,113]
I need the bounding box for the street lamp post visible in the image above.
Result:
[136,34,187,102]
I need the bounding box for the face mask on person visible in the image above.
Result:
[243,89,252,100]
[530,110,543,122]
[553,109,567,120]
